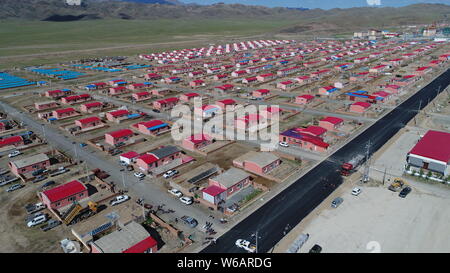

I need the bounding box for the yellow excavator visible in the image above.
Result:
[388,178,407,192]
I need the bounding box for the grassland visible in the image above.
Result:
[0,18,299,69]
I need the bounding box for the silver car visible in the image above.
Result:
[331,197,344,208]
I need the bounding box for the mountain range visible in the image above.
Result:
[2,0,450,33]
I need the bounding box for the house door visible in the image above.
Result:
[422,162,429,170]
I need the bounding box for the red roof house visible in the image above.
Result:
[40,180,88,210]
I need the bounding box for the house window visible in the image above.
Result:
[79,193,84,197]
[68,196,76,202]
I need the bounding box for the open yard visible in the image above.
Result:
[0,18,299,69]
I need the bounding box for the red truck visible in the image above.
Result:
[340,154,365,176]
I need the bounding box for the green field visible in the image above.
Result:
[0,18,299,68]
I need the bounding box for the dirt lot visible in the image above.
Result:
[274,181,450,253]
[0,178,73,253]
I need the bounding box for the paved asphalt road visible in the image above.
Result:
[202,68,450,253]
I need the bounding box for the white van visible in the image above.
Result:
[27,214,47,227]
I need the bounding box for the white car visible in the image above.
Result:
[279,141,289,147]
[163,170,179,179]
[27,214,48,227]
[8,151,21,158]
[179,196,193,205]
[351,187,362,196]
[110,195,130,206]
[134,172,145,179]
[168,188,183,198]
[235,239,256,253]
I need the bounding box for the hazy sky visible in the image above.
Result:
[181,0,450,9]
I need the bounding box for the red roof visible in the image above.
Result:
[409,130,450,163]
[202,185,226,197]
[255,89,270,94]
[47,90,62,95]
[187,134,211,144]
[320,116,344,125]
[0,136,23,146]
[42,180,87,203]
[77,116,100,124]
[135,91,151,97]
[352,102,371,108]
[280,80,293,85]
[217,99,236,105]
[298,94,314,100]
[63,95,78,102]
[107,129,133,139]
[120,151,139,159]
[296,126,327,137]
[122,236,157,253]
[55,107,76,114]
[184,92,199,98]
[157,97,179,104]
[137,154,158,164]
[108,109,130,117]
[373,91,391,98]
[138,120,165,129]
[83,102,102,108]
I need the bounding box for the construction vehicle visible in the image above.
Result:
[388,178,406,192]
[340,154,365,176]
[62,201,98,226]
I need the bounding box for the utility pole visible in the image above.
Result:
[382,167,387,185]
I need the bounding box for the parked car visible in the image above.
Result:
[8,151,21,158]
[331,197,343,208]
[134,172,145,179]
[163,170,179,179]
[27,214,48,228]
[309,244,322,253]
[6,183,24,192]
[119,161,128,166]
[110,149,122,156]
[40,181,56,189]
[110,195,130,206]
[79,143,87,148]
[180,216,198,228]
[32,169,48,177]
[32,175,46,183]
[235,239,256,253]
[168,188,183,198]
[399,186,412,198]
[25,202,46,214]
[351,187,362,196]
[40,219,62,231]
[179,196,193,205]
[279,141,289,147]
[152,109,161,113]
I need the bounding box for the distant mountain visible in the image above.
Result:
[2,0,449,33]
[118,0,184,5]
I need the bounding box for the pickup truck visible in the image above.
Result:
[25,202,46,214]
[50,167,69,177]
[32,169,48,177]
[40,219,62,232]
[32,175,46,183]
